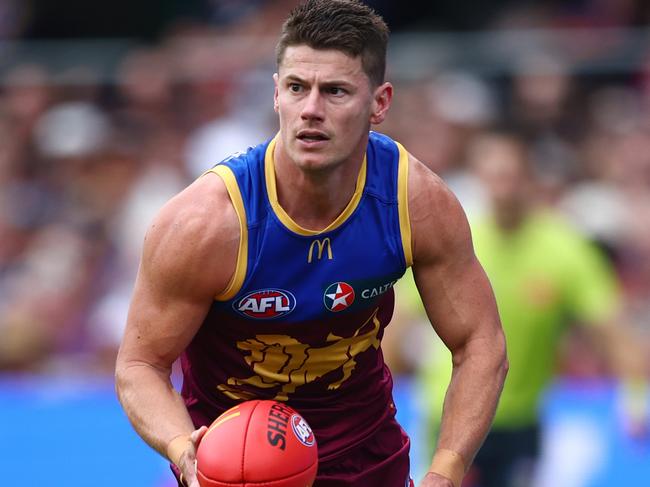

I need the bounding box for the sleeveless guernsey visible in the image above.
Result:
[180,131,412,462]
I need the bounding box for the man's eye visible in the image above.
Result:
[289,84,302,93]
[328,87,345,95]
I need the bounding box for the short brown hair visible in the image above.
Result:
[276,0,390,86]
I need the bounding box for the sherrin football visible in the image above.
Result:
[196,400,318,487]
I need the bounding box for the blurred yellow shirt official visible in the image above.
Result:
[405,210,619,430]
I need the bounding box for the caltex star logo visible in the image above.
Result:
[324,282,355,312]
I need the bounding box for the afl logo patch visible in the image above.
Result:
[323,282,355,312]
[291,414,315,447]
[234,289,296,319]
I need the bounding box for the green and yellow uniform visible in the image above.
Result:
[402,209,619,435]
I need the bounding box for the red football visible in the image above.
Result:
[196,400,318,487]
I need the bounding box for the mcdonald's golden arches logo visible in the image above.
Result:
[307,238,333,263]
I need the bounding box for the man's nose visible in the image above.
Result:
[300,89,325,121]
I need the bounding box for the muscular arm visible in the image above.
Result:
[408,158,508,483]
[115,173,239,469]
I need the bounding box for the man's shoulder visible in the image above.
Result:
[150,174,239,254]
[405,152,473,264]
[140,174,240,294]
[406,154,456,214]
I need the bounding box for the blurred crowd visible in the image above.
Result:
[0,0,649,391]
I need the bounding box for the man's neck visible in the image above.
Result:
[272,142,365,231]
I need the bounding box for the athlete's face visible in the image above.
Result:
[274,45,392,172]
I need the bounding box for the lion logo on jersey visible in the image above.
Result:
[217,308,382,401]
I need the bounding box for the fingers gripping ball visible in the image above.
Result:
[196,400,318,487]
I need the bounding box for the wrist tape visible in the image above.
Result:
[429,448,466,487]
[167,434,192,467]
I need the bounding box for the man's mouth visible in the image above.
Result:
[297,131,329,142]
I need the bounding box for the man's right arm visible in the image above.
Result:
[405,156,508,487]
[115,172,240,482]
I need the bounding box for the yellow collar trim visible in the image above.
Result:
[264,135,367,236]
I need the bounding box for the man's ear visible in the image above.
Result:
[273,73,280,112]
[369,82,393,125]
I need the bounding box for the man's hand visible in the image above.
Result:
[418,472,455,487]
[177,426,208,487]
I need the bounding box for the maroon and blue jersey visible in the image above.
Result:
[181,131,413,464]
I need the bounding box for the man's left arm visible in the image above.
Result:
[406,157,508,487]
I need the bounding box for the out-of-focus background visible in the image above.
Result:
[1,1,649,485]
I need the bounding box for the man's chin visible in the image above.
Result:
[293,153,338,173]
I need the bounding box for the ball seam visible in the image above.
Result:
[241,399,260,480]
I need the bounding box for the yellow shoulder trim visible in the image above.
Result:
[264,136,367,236]
[396,142,413,267]
[205,165,248,301]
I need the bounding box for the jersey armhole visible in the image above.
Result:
[203,165,248,301]
[395,142,413,267]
